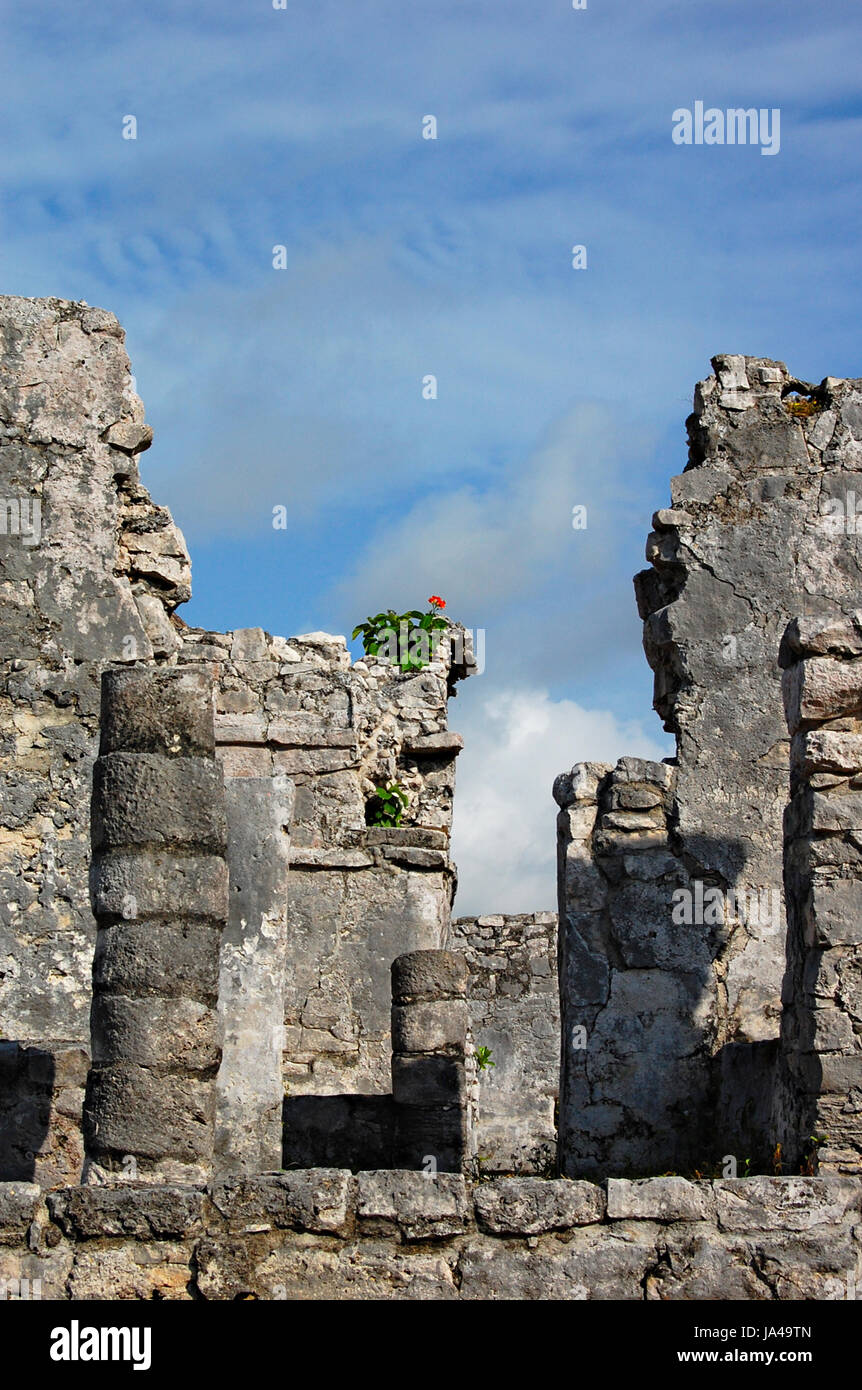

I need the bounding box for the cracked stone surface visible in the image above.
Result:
[558,357,862,1177]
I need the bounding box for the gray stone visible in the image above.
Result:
[391,1054,467,1107]
[104,421,153,453]
[391,1001,468,1054]
[356,1170,468,1239]
[391,950,469,1003]
[0,1183,42,1243]
[47,1184,204,1239]
[714,1177,862,1232]
[92,850,229,921]
[92,753,227,851]
[475,1177,604,1233]
[92,921,222,999]
[100,668,216,758]
[606,1177,715,1223]
[210,1170,352,1236]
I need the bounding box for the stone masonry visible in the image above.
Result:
[0,295,479,1185]
[3,299,862,1299]
[1,1173,859,1300]
[451,913,558,1175]
[557,356,862,1179]
[84,667,229,1185]
[0,296,190,1187]
[776,613,862,1174]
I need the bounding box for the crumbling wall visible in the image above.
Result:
[0,294,476,1183]
[451,913,558,1174]
[0,296,189,1184]
[777,614,862,1175]
[558,357,862,1176]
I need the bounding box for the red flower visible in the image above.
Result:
[428,595,446,609]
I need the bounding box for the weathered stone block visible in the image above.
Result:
[607,1177,714,1223]
[783,657,862,733]
[391,1054,466,1107]
[100,667,215,757]
[47,1184,204,1239]
[90,994,220,1069]
[714,1177,862,1232]
[391,1001,468,1054]
[92,850,229,921]
[391,950,468,1003]
[804,878,862,947]
[195,1235,457,1300]
[552,762,611,809]
[356,1170,468,1239]
[782,611,862,663]
[791,730,862,780]
[92,921,222,999]
[84,1065,217,1163]
[66,1241,195,1300]
[475,1177,604,1234]
[210,1170,352,1236]
[459,1228,654,1300]
[104,421,153,453]
[0,1183,42,1243]
[392,1104,468,1174]
[92,753,227,851]
[610,784,665,811]
[213,713,267,744]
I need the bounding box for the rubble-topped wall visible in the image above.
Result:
[1,1173,859,1300]
[558,357,862,1176]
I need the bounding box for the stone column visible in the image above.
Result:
[83,667,228,1184]
[777,615,862,1174]
[391,950,469,1173]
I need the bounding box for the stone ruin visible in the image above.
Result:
[0,296,860,1299]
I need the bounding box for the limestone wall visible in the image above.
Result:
[1,1173,858,1300]
[554,758,715,1177]
[636,357,862,1050]
[557,357,862,1178]
[451,913,558,1174]
[777,614,862,1175]
[0,295,476,1184]
[171,623,473,1167]
[0,296,189,1185]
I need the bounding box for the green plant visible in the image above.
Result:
[801,1133,829,1175]
[369,781,409,827]
[352,596,449,673]
[474,1045,495,1071]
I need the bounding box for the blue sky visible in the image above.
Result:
[4,0,861,909]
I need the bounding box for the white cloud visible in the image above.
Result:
[450,684,672,917]
[331,400,656,622]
